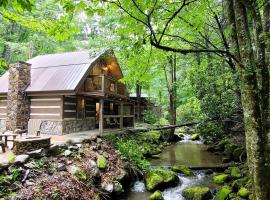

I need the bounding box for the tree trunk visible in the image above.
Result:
[136,83,142,121]
[234,1,270,199]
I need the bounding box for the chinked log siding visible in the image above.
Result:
[85,97,96,118]
[30,97,63,119]
[63,96,77,119]
[0,97,7,119]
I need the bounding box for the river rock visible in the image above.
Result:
[182,186,212,200]
[149,190,164,200]
[213,174,230,184]
[144,169,180,191]
[26,148,44,158]
[171,165,193,176]
[113,180,124,195]
[191,134,200,140]
[101,182,114,193]
[64,149,72,156]
[68,165,87,181]
[214,185,232,200]
[15,154,29,164]
[229,167,242,179]
[237,187,249,198]
[47,143,66,156]
[97,155,107,170]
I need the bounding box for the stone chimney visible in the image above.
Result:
[6,62,31,131]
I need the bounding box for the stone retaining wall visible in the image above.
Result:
[13,136,51,155]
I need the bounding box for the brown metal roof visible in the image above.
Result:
[0,50,108,94]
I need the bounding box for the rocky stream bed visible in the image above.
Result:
[0,128,250,200]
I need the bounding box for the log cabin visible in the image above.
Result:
[0,49,135,135]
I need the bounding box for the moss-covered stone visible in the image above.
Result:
[229,167,242,179]
[237,187,249,198]
[213,174,230,184]
[70,166,88,181]
[214,186,232,200]
[182,187,212,200]
[232,177,249,192]
[149,190,164,200]
[171,165,193,176]
[144,169,180,191]
[97,155,107,170]
[191,134,200,140]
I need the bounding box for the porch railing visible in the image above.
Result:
[84,75,127,96]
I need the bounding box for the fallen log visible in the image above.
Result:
[152,122,199,131]
[189,163,236,172]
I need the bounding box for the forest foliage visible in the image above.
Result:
[0,0,242,129]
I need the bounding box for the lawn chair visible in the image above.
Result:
[0,141,5,153]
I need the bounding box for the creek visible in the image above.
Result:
[121,134,223,200]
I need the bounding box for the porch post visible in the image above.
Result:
[120,102,123,129]
[133,102,136,127]
[99,99,104,135]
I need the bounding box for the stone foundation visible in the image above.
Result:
[0,119,6,132]
[62,118,96,134]
[40,121,62,135]
[29,118,96,135]
[13,136,51,155]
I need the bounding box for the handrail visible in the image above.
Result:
[87,74,127,96]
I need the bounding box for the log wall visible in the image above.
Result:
[30,96,63,119]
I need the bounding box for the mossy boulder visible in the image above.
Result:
[182,187,212,200]
[232,179,246,191]
[214,186,232,200]
[229,167,241,179]
[237,187,249,198]
[97,155,107,170]
[171,165,193,176]
[149,190,164,200]
[144,169,180,191]
[213,174,230,184]
[70,165,88,181]
[191,134,200,141]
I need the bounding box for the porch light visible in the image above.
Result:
[102,66,109,71]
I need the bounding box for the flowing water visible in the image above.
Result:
[121,134,223,200]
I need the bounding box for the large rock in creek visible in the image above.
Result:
[191,134,200,141]
[182,187,212,200]
[149,190,164,200]
[213,174,230,184]
[144,169,180,191]
[171,165,193,176]
[213,185,232,200]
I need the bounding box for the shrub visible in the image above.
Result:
[104,134,150,169]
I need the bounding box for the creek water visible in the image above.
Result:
[121,134,223,200]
